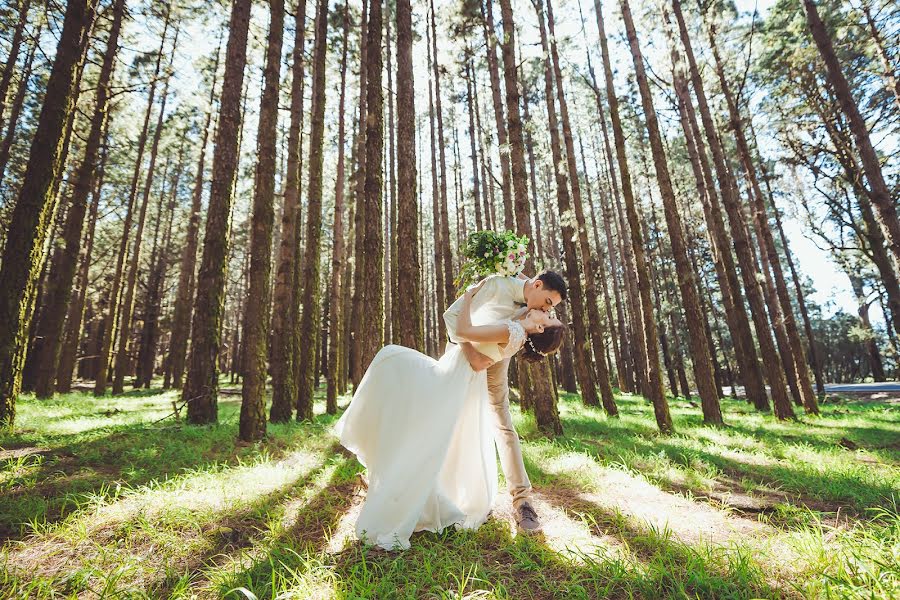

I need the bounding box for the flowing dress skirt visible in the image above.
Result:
[334,344,498,550]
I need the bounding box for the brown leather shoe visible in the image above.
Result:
[515,502,542,533]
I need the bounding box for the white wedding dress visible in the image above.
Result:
[334,319,527,550]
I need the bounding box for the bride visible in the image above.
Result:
[335,278,564,550]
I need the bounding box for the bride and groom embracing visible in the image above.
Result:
[335,270,568,550]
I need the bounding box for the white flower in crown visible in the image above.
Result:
[507,240,516,248]
[484,251,490,258]
[517,243,526,253]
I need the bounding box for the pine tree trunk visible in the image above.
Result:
[268,0,307,420]
[0,0,98,428]
[394,0,423,352]
[325,1,350,413]
[238,0,284,440]
[671,0,791,416]
[113,29,179,395]
[183,0,253,425]
[166,40,221,391]
[861,1,900,112]
[545,0,617,415]
[32,0,125,398]
[295,0,329,422]
[594,0,672,432]
[465,58,484,232]
[94,10,171,396]
[349,0,369,386]
[802,0,900,267]
[58,126,108,392]
[620,0,721,424]
[533,0,599,409]
[358,0,384,374]
[498,0,561,436]
[481,0,513,229]
[426,27,447,348]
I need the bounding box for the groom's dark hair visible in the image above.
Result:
[537,270,567,302]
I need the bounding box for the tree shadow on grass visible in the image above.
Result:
[0,417,333,542]
[215,452,361,598]
[557,409,897,517]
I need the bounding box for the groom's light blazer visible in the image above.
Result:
[443,275,526,361]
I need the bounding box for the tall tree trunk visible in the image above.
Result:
[481,0,513,229]
[183,0,253,424]
[239,0,285,441]
[426,23,447,348]
[94,9,171,396]
[113,27,179,395]
[32,0,125,399]
[533,0,599,409]
[429,0,454,310]
[386,10,399,346]
[349,0,369,386]
[358,0,384,374]
[671,0,790,416]
[465,57,483,233]
[802,0,900,269]
[545,0,617,415]
[394,0,423,351]
[663,7,760,406]
[498,0,561,436]
[58,125,109,392]
[593,0,672,432]
[269,0,307,420]
[166,39,222,391]
[620,0,721,424]
[326,1,350,414]
[295,0,329,422]
[0,0,97,428]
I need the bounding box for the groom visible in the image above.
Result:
[443,270,568,533]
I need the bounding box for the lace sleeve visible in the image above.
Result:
[501,320,527,359]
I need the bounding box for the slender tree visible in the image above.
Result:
[0,0,98,428]
[113,26,179,395]
[183,0,253,424]
[295,0,329,421]
[358,0,384,373]
[395,0,423,351]
[594,0,672,432]
[619,0,721,424]
[238,0,285,440]
[32,0,126,398]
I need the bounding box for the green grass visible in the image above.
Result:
[1,382,897,599]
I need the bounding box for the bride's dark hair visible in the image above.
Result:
[519,325,565,362]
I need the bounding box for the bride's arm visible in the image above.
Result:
[456,282,513,344]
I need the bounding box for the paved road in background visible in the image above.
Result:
[823,382,900,393]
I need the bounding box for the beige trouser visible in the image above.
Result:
[486,357,532,510]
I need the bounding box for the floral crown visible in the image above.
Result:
[527,337,548,357]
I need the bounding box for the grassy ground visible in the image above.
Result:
[0,382,897,599]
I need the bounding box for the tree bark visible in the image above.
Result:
[32,0,125,398]
[94,8,171,396]
[167,39,222,390]
[621,0,722,423]
[0,0,98,428]
[481,0,513,229]
[594,0,672,432]
[498,0,561,436]
[545,0,617,415]
[238,0,284,440]
[0,0,31,131]
[671,0,793,417]
[183,0,253,424]
[112,26,179,395]
[357,0,384,374]
[394,0,423,352]
[295,0,329,422]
